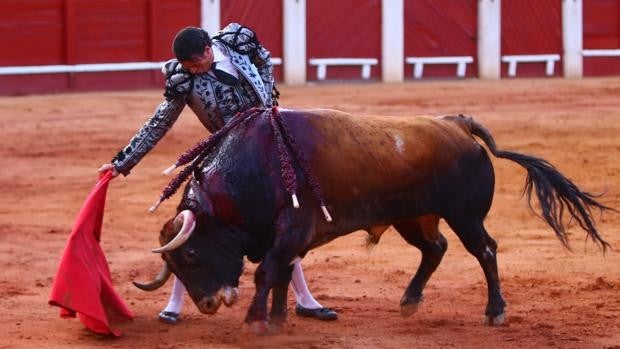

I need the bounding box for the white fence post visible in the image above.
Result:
[283,0,307,85]
[382,0,404,82]
[562,0,583,78]
[201,0,220,34]
[478,0,501,79]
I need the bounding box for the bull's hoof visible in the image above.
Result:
[267,319,286,334]
[245,320,270,336]
[400,295,423,318]
[400,302,421,318]
[484,312,506,326]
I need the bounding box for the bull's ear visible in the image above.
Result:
[153,210,196,253]
[159,218,177,245]
[189,180,216,219]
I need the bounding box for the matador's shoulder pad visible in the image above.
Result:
[213,23,260,56]
[162,59,193,101]
[162,59,186,77]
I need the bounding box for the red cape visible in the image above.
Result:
[49,170,134,337]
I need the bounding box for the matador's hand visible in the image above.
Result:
[98,163,120,177]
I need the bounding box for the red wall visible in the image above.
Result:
[0,0,65,66]
[220,0,283,81]
[583,0,620,77]
[306,0,382,81]
[1,1,620,95]
[501,0,562,78]
[0,0,200,95]
[404,0,478,79]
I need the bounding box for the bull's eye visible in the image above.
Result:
[183,248,199,265]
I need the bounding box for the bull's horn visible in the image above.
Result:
[132,263,171,291]
[152,210,196,253]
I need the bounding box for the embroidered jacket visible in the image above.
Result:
[112,23,274,175]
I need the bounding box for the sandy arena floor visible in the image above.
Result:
[0,77,619,348]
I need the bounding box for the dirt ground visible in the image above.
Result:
[0,77,619,349]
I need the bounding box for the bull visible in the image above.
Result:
[135,108,611,333]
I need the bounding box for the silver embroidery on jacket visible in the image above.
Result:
[112,23,274,175]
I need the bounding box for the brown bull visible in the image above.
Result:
[135,108,611,333]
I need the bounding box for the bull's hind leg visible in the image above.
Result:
[393,216,447,318]
[445,215,506,325]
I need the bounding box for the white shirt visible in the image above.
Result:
[211,44,239,78]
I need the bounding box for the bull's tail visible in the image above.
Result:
[463,115,613,251]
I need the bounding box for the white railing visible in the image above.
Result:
[0,57,282,76]
[0,62,167,75]
[405,56,474,79]
[308,58,378,80]
[582,49,620,57]
[501,54,561,77]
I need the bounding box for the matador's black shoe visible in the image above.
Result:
[295,305,338,321]
[158,311,180,325]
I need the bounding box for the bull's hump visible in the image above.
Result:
[298,109,438,130]
[298,111,459,147]
[278,109,474,162]
[278,111,474,201]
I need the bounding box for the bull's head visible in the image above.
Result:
[134,210,246,314]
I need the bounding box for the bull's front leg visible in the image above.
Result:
[268,264,293,332]
[245,252,294,335]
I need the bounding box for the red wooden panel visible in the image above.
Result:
[72,0,149,63]
[220,0,283,81]
[69,71,161,91]
[404,0,477,79]
[307,0,382,81]
[0,74,70,95]
[0,0,201,95]
[584,57,620,76]
[150,0,201,60]
[583,0,620,77]
[584,0,620,48]
[501,0,562,78]
[65,0,78,64]
[0,0,65,66]
[0,71,160,95]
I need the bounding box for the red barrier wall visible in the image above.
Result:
[306,0,382,81]
[583,0,620,77]
[404,0,478,79]
[1,1,619,95]
[220,0,283,81]
[501,0,562,78]
[0,0,200,95]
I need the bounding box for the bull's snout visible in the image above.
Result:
[198,296,222,314]
[197,287,239,314]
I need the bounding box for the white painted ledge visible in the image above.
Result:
[501,54,561,77]
[582,49,620,57]
[0,62,167,75]
[405,56,474,79]
[308,58,379,80]
[0,58,282,76]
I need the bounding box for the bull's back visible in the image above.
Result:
[280,109,484,219]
